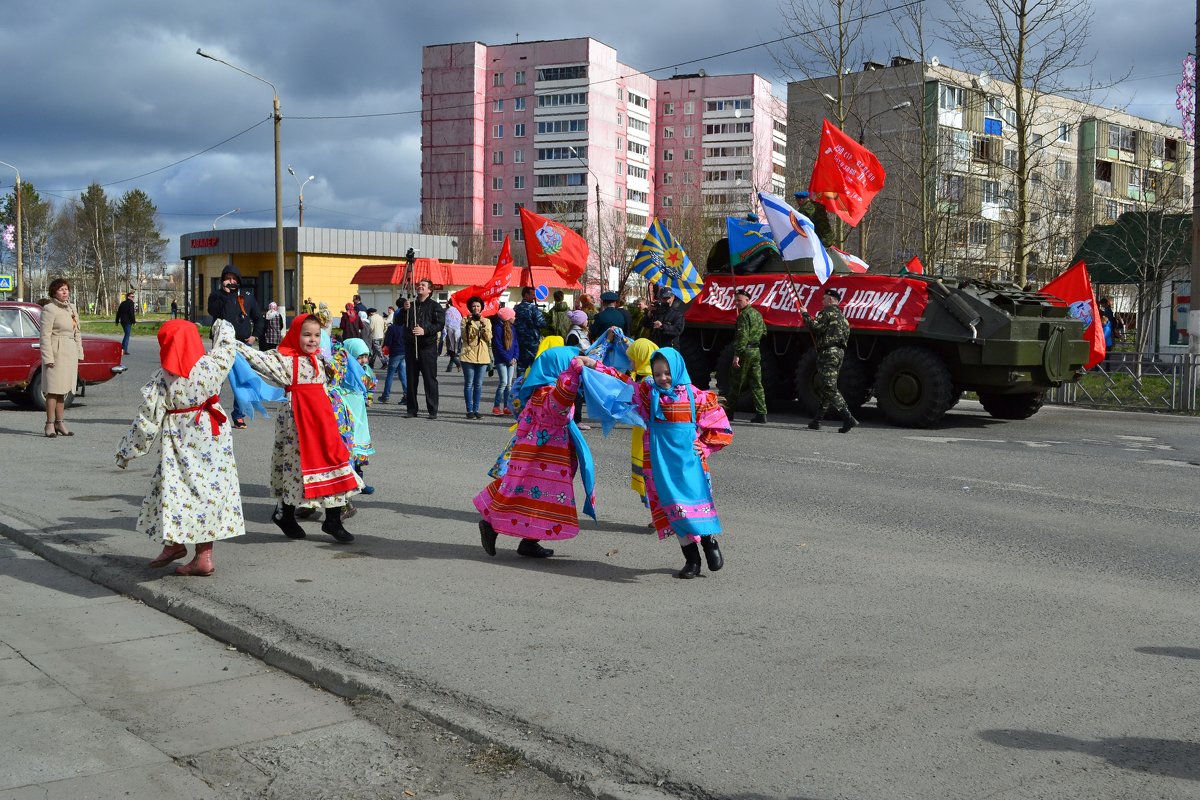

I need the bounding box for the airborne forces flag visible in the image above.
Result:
[631,218,704,302]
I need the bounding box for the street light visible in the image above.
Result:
[567,146,604,289]
[196,48,285,316]
[0,160,22,301]
[287,166,315,227]
[212,208,240,230]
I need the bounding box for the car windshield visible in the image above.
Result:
[0,307,36,338]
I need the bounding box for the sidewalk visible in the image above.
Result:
[0,539,580,800]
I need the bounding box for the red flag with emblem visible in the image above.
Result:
[450,236,514,317]
[808,119,886,227]
[905,256,924,274]
[1042,260,1106,369]
[519,208,588,284]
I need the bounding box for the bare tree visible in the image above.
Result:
[942,0,1104,287]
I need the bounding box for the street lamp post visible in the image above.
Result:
[212,208,240,230]
[567,146,604,289]
[287,166,315,226]
[196,48,285,316]
[0,160,22,301]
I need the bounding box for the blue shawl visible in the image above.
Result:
[229,353,286,420]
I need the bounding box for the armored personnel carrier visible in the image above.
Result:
[677,241,1089,428]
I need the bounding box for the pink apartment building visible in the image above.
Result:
[421,37,785,287]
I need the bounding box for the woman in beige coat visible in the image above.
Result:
[40,278,84,437]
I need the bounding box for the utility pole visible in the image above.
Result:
[0,161,22,300]
[595,181,604,289]
[1191,11,1199,356]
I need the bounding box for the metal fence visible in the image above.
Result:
[1048,352,1200,413]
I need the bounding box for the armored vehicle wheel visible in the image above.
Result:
[794,349,872,418]
[677,331,719,391]
[873,346,954,428]
[978,391,1045,420]
[715,343,782,412]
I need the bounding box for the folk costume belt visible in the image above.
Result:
[168,394,227,436]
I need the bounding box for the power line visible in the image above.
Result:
[289,0,926,122]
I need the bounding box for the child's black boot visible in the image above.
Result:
[272,503,306,539]
[701,536,724,571]
[677,543,702,579]
[321,505,355,543]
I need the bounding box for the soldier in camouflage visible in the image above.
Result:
[728,288,767,423]
[801,287,858,433]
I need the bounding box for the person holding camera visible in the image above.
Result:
[460,296,493,420]
[206,264,264,428]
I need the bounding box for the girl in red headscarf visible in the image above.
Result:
[115,319,244,576]
[235,314,361,542]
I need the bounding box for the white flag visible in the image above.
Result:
[758,192,834,284]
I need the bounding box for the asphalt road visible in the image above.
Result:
[3,340,1199,799]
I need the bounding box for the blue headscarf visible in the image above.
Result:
[514,346,597,520]
[585,326,635,372]
[339,338,372,399]
[648,347,693,421]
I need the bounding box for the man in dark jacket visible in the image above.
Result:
[403,279,445,419]
[514,287,547,369]
[380,301,408,404]
[642,286,686,348]
[206,264,264,427]
[115,292,136,354]
[589,291,632,340]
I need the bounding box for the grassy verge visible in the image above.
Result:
[78,314,210,338]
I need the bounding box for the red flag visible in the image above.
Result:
[808,119,886,227]
[450,236,514,317]
[905,256,924,274]
[519,207,588,284]
[1042,260,1106,369]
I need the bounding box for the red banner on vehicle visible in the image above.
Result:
[685,274,930,331]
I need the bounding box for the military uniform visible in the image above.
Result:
[729,304,767,418]
[797,198,834,247]
[801,304,855,430]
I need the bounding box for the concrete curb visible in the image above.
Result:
[0,511,692,800]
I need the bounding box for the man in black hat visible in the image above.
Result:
[589,291,632,340]
[801,287,857,433]
[207,264,264,428]
[728,288,767,423]
[641,285,686,348]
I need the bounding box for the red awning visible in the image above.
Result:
[350,258,580,290]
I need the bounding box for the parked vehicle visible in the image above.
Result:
[0,301,127,410]
[678,244,1089,428]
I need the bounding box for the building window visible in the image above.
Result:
[683,125,694,138]
[1095,159,1113,182]
[627,188,648,203]
[682,172,693,184]
[684,101,695,114]
[663,149,674,161]
[537,65,588,81]
[986,96,1004,120]
[492,177,503,190]
[1004,105,1017,126]
[616,161,624,176]
[492,228,503,242]
[982,179,1000,205]
[973,135,996,163]
[969,221,990,247]
[1057,123,1072,143]
[939,84,964,110]
[535,173,586,188]
[616,136,623,150]
[664,102,675,115]
[1055,159,1071,180]
[662,195,673,207]
[493,99,504,112]
[492,203,502,217]
[514,123,525,137]
[537,146,586,161]
[492,72,504,87]
[513,175,525,189]
[706,98,753,112]
[492,124,503,139]
[492,151,504,165]
[663,127,675,140]
[514,97,526,111]
[1108,124,1136,151]
[684,148,695,161]
[514,227,524,242]
[663,172,674,184]
[537,119,588,134]
[514,202,524,215]
[704,122,753,135]
[1053,238,1070,256]
[628,164,648,179]
[628,92,649,109]
[1128,167,1142,194]
[940,174,966,201]
[628,117,649,133]
[628,141,648,156]
[537,91,588,108]
[515,70,526,85]
[513,148,525,163]
[617,87,624,101]
[1003,148,1018,170]
[617,112,624,126]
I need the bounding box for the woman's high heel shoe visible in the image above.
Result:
[43,423,57,438]
[53,419,73,436]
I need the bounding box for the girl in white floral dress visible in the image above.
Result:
[115,319,244,576]
[235,314,361,543]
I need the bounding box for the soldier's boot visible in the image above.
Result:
[677,543,702,579]
[750,414,766,424]
[838,411,859,434]
[807,419,821,430]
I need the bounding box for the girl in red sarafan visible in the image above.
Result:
[236,314,361,543]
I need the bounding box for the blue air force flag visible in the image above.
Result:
[727,216,779,267]
[758,191,835,284]
[631,218,704,302]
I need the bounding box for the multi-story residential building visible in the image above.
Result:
[786,59,1191,285]
[421,37,785,287]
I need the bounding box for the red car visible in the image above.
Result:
[0,301,127,410]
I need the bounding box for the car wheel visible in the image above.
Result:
[27,370,75,412]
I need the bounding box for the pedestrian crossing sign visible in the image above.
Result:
[0,275,12,291]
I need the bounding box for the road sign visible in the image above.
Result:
[0,275,12,291]
[535,285,549,301]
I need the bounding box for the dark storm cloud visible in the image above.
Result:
[0,0,1189,262]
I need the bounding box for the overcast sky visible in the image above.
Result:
[0,0,1191,265]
